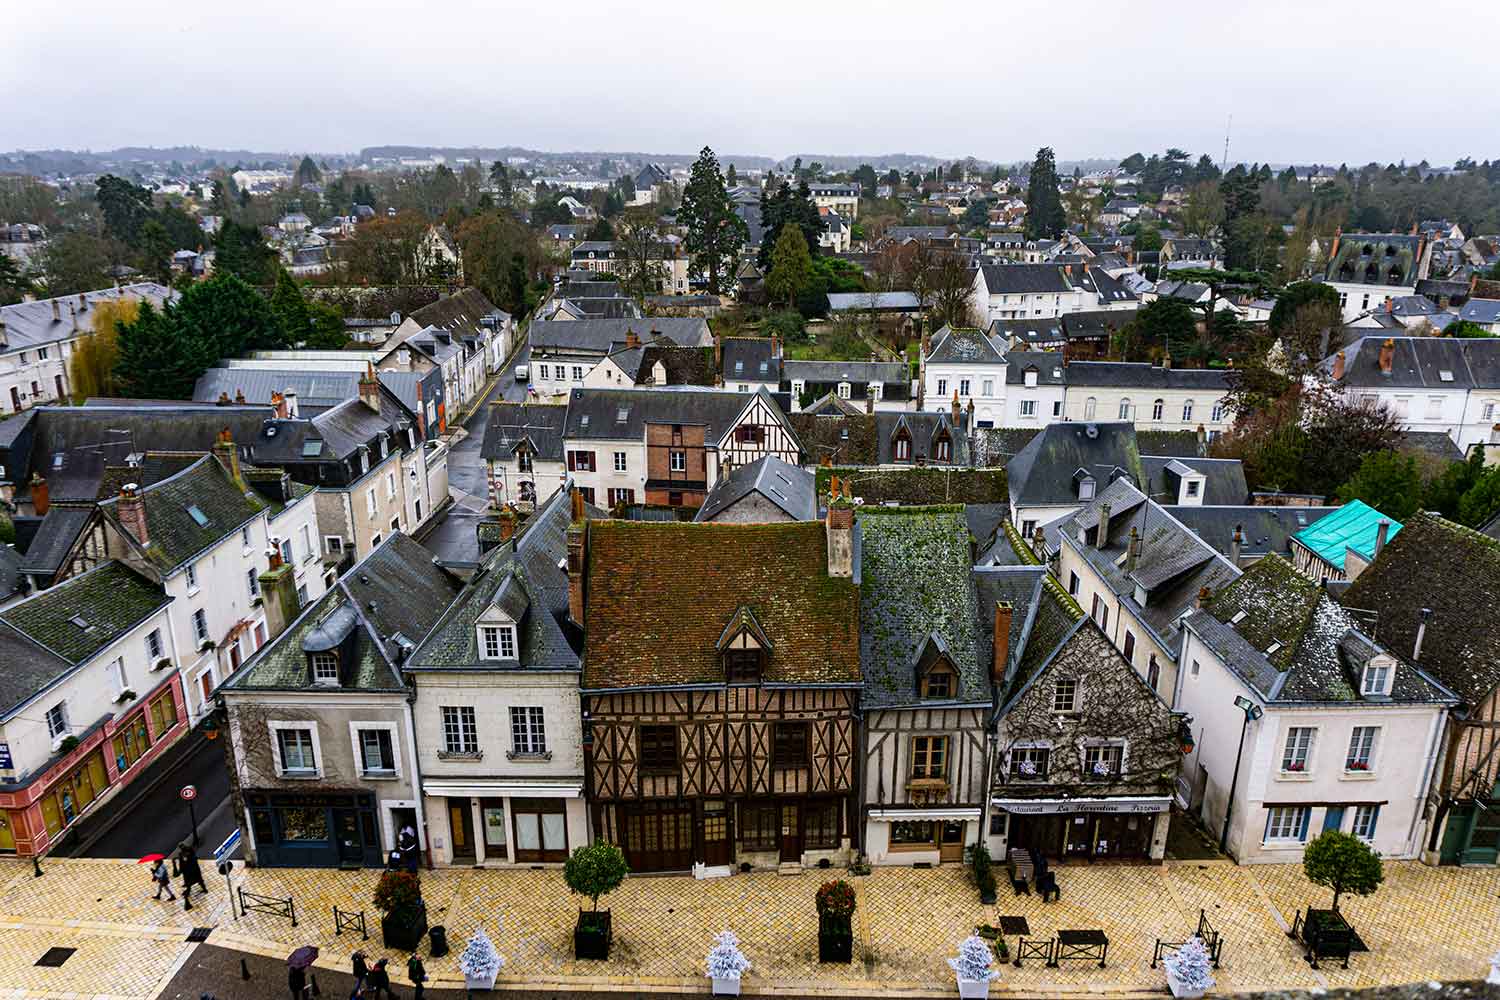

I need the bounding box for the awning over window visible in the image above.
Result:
[422,780,582,799]
[869,807,982,822]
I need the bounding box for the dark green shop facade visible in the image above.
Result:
[244,789,384,867]
[1437,782,1500,866]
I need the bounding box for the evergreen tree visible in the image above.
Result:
[1023,147,1066,239]
[757,180,821,270]
[677,146,748,295]
[293,155,322,187]
[96,174,155,247]
[213,220,277,285]
[725,163,737,187]
[766,225,812,308]
[1337,451,1424,521]
[269,268,313,344]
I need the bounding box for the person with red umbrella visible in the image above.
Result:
[139,854,174,901]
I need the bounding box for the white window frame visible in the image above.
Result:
[185,561,199,592]
[325,535,344,556]
[1080,739,1126,779]
[246,568,259,600]
[192,608,209,644]
[45,701,68,741]
[1264,805,1309,843]
[1019,399,1036,418]
[386,470,397,500]
[510,706,547,756]
[1346,726,1379,771]
[1118,398,1132,420]
[670,450,686,472]
[366,488,378,519]
[478,623,518,661]
[146,628,164,661]
[310,651,340,685]
[1052,677,1078,713]
[1362,660,1392,696]
[441,705,479,755]
[935,378,947,396]
[1281,726,1316,773]
[1182,400,1194,422]
[1351,804,1380,841]
[300,524,313,563]
[348,721,401,779]
[613,451,627,472]
[268,720,322,778]
[837,381,851,399]
[1151,398,1164,421]
[959,378,971,397]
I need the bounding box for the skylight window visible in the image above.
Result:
[1265,641,1283,656]
[186,505,210,527]
[616,407,629,423]
[1230,610,1247,626]
[1439,370,1454,382]
[68,615,92,631]
[301,439,323,457]
[580,415,590,428]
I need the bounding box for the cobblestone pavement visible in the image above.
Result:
[0,856,1493,998]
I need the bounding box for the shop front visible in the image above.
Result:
[865,807,982,866]
[421,779,585,867]
[243,789,384,868]
[992,795,1171,862]
[1437,782,1500,865]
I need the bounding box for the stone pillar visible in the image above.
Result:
[258,556,299,639]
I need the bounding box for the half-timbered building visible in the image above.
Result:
[579,512,861,872]
[561,386,803,510]
[857,506,993,865]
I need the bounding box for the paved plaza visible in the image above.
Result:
[0,856,1493,998]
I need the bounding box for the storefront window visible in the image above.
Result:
[804,800,840,848]
[481,799,507,848]
[149,688,177,736]
[279,806,329,841]
[891,820,936,846]
[739,803,777,850]
[40,750,109,837]
[113,714,151,772]
[511,798,566,861]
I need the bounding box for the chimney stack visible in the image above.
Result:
[1378,338,1395,376]
[1195,585,1212,609]
[1096,503,1112,549]
[770,334,780,360]
[359,364,380,411]
[992,601,1013,682]
[1124,526,1141,573]
[625,328,640,349]
[1230,524,1244,565]
[51,300,60,323]
[270,391,288,419]
[29,473,49,516]
[713,333,722,373]
[825,499,854,579]
[117,484,149,545]
[216,392,230,405]
[950,389,960,424]
[1161,350,1171,370]
[234,388,246,403]
[214,428,246,491]
[1413,607,1433,662]
[1332,350,1346,380]
[498,505,518,542]
[566,489,587,625]
[284,389,299,418]
[1374,518,1391,558]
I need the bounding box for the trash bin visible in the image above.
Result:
[428,925,448,958]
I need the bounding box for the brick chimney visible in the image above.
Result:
[29,473,49,516]
[1329,226,1341,263]
[566,489,587,625]
[625,328,640,349]
[770,334,780,360]
[234,389,246,403]
[1230,524,1244,565]
[992,601,1013,682]
[270,391,288,419]
[117,484,149,545]
[498,505,518,542]
[1332,350,1346,380]
[950,389,960,424]
[1195,585,1212,610]
[214,428,245,491]
[1378,338,1395,376]
[1124,525,1141,573]
[359,364,380,411]
[216,392,230,405]
[825,500,854,579]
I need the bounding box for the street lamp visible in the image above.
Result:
[1220,695,1264,855]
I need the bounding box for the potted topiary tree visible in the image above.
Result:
[373,870,427,951]
[1162,936,1215,999]
[815,879,856,963]
[1303,830,1384,915]
[971,843,997,905]
[705,929,751,996]
[458,925,503,990]
[949,934,1000,998]
[565,840,628,960]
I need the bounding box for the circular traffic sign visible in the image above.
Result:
[180,785,198,801]
[218,860,233,876]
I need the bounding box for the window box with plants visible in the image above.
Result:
[373,870,427,951]
[815,879,855,963]
[706,929,750,996]
[565,840,628,961]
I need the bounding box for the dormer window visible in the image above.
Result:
[868,381,882,401]
[1362,658,1393,696]
[360,449,369,474]
[719,605,770,683]
[922,665,954,699]
[933,429,952,462]
[893,427,913,462]
[837,381,851,399]
[725,647,762,682]
[480,624,518,661]
[1078,476,1096,501]
[1025,367,1038,387]
[311,652,340,686]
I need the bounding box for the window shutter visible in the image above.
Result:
[1263,810,1273,841]
[567,452,576,471]
[1366,806,1379,838]
[1298,808,1310,841]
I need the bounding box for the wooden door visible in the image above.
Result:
[701,804,731,866]
[939,821,965,863]
[448,798,475,861]
[622,802,695,872]
[779,803,801,863]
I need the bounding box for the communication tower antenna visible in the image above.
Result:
[1221,115,1233,172]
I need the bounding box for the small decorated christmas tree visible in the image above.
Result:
[1162,936,1215,994]
[459,925,503,982]
[705,930,751,980]
[948,934,999,982]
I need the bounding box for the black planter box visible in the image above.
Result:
[979,888,998,905]
[818,913,852,963]
[381,903,428,952]
[574,908,612,961]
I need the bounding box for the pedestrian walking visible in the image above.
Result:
[351,950,368,987]
[180,845,208,899]
[406,955,426,1000]
[288,965,308,1000]
[150,858,175,900]
[398,825,419,874]
[366,957,396,1000]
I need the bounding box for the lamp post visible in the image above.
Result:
[1220,695,1264,855]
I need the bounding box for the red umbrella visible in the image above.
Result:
[137,853,166,864]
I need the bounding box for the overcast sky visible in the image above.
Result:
[5,0,1497,167]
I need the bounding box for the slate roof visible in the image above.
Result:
[1139,456,1247,505]
[1187,554,1454,704]
[1325,234,1423,286]
[530,318,712,355]
[1292,500,1402,569]
[404,287,505,338]
[1163,505,1337,561]
[1060,361,1231,391]
[1060,480,1239,651]
[1341,513,1500,703]
[0,283,176,356]
[858,507,986,709]
[827,292,921,312]
[193,368,362,410]
[628,344,716,386]
[409,486,580,671]
[1061,310,1137,341]
[999,575,1087,703]
[564,387,785,448]
[927,326,1006,365]
[581,520,861,689]
[97,455,267,574]
[722,337,781,383]
[972,564,1047,681]
[782,359,910,387]
[876,411,971,465]
[1398,430,1465,463]
[990,318,1067,348]
[786,412,879,466]
[481,402,567,462]
[17,504,96,578]
[1071,265,1139,307]
[229,533,462,692]
[695,455,816,522]
[1459,299,1500,325]
[248,390,411,466]
[977,264,1071,295]
[1323,335,1500,389]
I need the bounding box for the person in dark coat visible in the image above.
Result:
[288,965,307,1000]
[179,846,208,899]
[398,825,419,874]
[366,957,396,999]
[351,951,368,986]
[406,955,426,1000]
